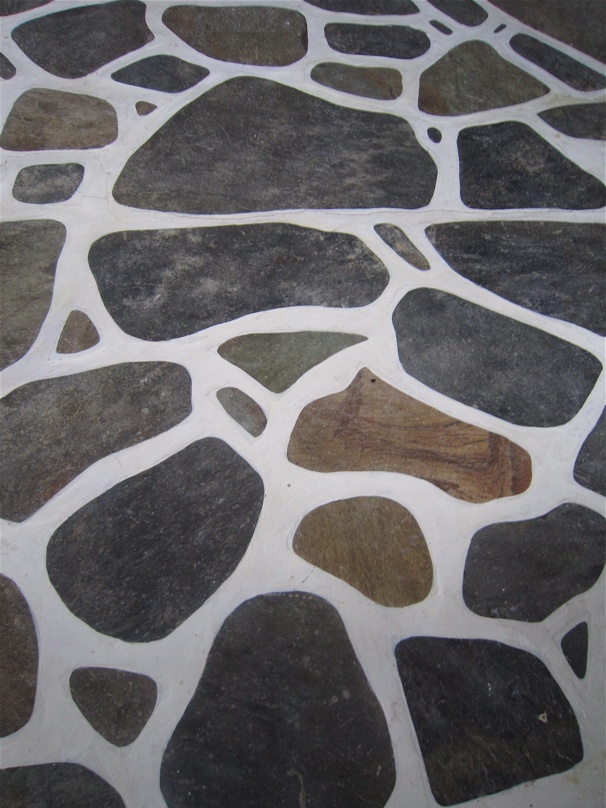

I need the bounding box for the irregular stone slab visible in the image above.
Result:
[325,23,430,59]
[47,439,264,642]
[574,409,606,496]
[510,34,606,92]
[135,100,155,115]
[294,497,432,606]
[540,102,606,141]
[426,221,606,334]
[0,220,65,370]
[218,332,367,393]
[89,224,389,340]
[0,763,125,808]
[112,55,209,93]
[561,623,589,679]
[458,121,606,209]
[311,62,402,100]
[288,368,531,503]
[160,592,396,808]
[306,0,419,13]
[13,163,84,204]
[428,0,487,26]
[0,575,38,737]
[70,667,157,746]
[162,5,307,67]
[0,52,16,79]
[56,310,100,353]
[393,289,602,426]
[113,77,437,213]
[419,41,548,115]
[395,636,583,805]
[0,89,118,151]
[216,387,267,437]
[374,223,429,269]
[0,362,191,522]
[11,0,153,79]
[463,504,606,622]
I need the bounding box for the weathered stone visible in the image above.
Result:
[288,368,531,503]
[306,0,419,14]
[135,100,155,115]
[311,62,402,100]
[419,41,548,115]
[218,332,367,393]
[395,637,583,805]
[430,20,452,35]
[0,220,65,370]
[113,77,437,213]
[70,667,157,746]
[13,163,84,204]
[427,126,442,142]
[0,575,37,737]
[162,5,307,66]
[428,0,487,26]
[89,224,389,340]
[463,504,606,621]
[458,121,606,209]
[0,89,118,151]
[0,362,191,522]
[11,0,153,79]
[374,223,429,269]
[0,763,125,808]
[294,497,432,607]
[112,55,209,93]
[47,440,264,642]
[325,23,430,59]
[216,387,267,437]
[574,409,606,496]
[56,311,100,354]
[426,221,606,335]
[510,34,606,92]
[0,52,16,79]
[160,592,396,808]
[393,289,602,426]
[561,623,589,679]
[540,102,606,141]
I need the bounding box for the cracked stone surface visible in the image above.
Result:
[13,163,84,204]
[311,62,403,100]
[111,55,209,93]
[325,23,430,59]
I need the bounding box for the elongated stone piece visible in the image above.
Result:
[216,388,267,437]
[311,62,402,100]
[539,102,606,141]
[428,0,487,26]
[112,55,209,93]
[306,0,418,13]
[375,223,429,269]
[0,763,125,807]
[325,23,430,59]
[510,33,606,92]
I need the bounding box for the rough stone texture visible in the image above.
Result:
[325,23,430,59]
[112,55,209,93]
[374,223,429,269]
[561,623,589,679]
[0,0,51,14]
[306,0,419,14]
[539,102,606,141]
[0,763,125,808]
[47,440,264,642]
[70,667,157,746]
[311,62,403,100]
[160,592,396,808]
[216,387,267,437]
[0,219,65,370]
[56,310,100,354]
[135,100,155,115]
[395,637,583,806]
[113,77,437,213]
[293,497,433,607]
[510,34,606,92]
[574,409,606,496]
[0,575,38,737]
[458,121,606,210]
[0,362,191,522]
[218,332,367,393]
[463,504,606,622]
[426,221,606,335]
[162,6,307,67]
[89,224,390,340]
[288,368,531,503]
[0,52,16,79]
[427,0,487,26]
[11,0,153,79]
[0,89,118,151]
[13,163,84,204]
[393,289,602,427]
[419,41,548,115]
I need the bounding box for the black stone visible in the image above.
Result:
[112,55,209,93]
[0,0,51,14]
[325,23,430,58]
[47,440,264,642]
[574,409,606,496]
[428,126,442,141]
[0,52,16,79]
[374,223,429,269]
[463,504,606,622]
[0,763,125,808]
[306,0,419,13]
[160,592,396,808]
[428,0,487,26]
[393,288,602,427]
[113,77,437,214]
[540,102,606,141]
[561,623,589,679]
[13,163,84,204]
[458,121,606,210]
[89,224,390,340]
[510,34,606,92]
[426,221,606,335]
[494,23,506,33]
[395,636,583,806]
[430,20,452,35]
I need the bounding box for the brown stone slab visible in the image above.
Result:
[56,311,100,354]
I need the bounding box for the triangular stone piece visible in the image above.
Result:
[374,223,429,269]
[561,622,589,679]
[56,311,99,353]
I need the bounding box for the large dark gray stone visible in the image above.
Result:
[325,22,430,58]
[574,409,606,496]
[111,55,209,93]
[306,0,418,13]
[0,763,125,808]
[510,34,606,92]
[13,163,84,204]
[428,0,487,26]
[540,102,606,141]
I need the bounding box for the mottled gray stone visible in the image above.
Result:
[112,55,209,93]
[306,0,418,13]
[160,592,396,808]
[0,575,37,737]
[463,504,606,622]
[510,34,606,92]
[216,387,267,437]
[574,409,606,496]
[135,100,155,115]
[89,224,390,340]
[393,289,602,427]
[428,0,487,26]
[13,163,84,204]
[427,126,442,142]
[11,0,153,79]
[430,19,452,34]
[0,0,50,14]
[0,52,16,79]
[540,102,606,141]
[561,623,589,679]
[458,122,606,209]
[311,62,402,99]
[113,77,437,213]
[0,362,191,522]
[47,440,264,642]
[426,221,606,334]
[56,310,100,353]
[396,637,583,806]
[325,23,430,59]
[375,223,429,269]
[0,763,125,808]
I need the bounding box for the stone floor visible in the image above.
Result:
[0,1,605,807]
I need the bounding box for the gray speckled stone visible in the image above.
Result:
[510,34,606,92]
[574,409,606,496]
[135,100,155,115]
[216,387,267,437]
[561,623,589,679]
[375,223,429,269]
[112,55,209,93]
[325,22,429,59]
[539,102,606,141]
[13,163,84,204]
[0,52,16,79]
[306,0,418,13]
[56,310,100,353]
[0,763,125,808]
[428,0,487,26]
[311,62,402,100]
[0,0,50,14]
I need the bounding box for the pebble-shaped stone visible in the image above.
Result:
[325,23,430,59]
[112,55,209,93]
[216,388,267,437]
[13,163,84,204]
